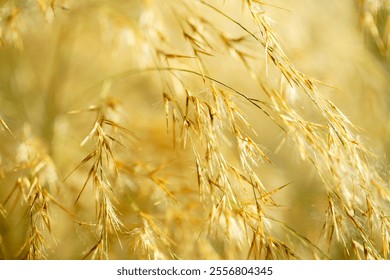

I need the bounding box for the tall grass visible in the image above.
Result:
[0,0,389,260]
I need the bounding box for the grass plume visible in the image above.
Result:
[0,0,389,259]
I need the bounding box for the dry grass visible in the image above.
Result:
[0,0,389,260]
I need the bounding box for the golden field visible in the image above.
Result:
[0,0,389,259]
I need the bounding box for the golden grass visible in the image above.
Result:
[0,0,389,259]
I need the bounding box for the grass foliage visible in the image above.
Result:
[0,0,389,259]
